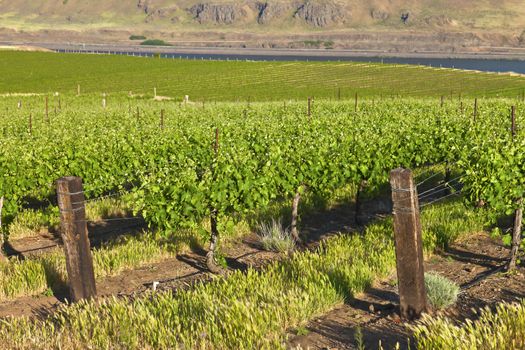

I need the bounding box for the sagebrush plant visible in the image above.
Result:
[414,300,525,349]
[424,272,460,310]
[257,218,295,253]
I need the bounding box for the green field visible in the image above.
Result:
[1,51,525,100]
[0,53,525,348]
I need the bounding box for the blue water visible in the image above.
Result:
[54,49,525,74]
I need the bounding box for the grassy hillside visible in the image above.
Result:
[0,0,524,33]
[0,51,524,100]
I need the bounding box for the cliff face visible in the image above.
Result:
[188,4,244,25]
[294,2,346,27]
[185,1,346,27]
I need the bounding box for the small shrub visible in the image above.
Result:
[324,40,334,49]
[256,218,295,253]
[140,39,171,46]
[130,35,146,40]
[425,272,459,310]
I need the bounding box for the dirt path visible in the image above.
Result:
[288,233,525,350]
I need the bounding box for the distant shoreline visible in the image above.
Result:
[3,42,525,61]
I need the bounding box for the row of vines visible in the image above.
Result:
[0,95,523,264]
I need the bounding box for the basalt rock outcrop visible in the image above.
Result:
[188,3,246,24]
[293,1,345,27]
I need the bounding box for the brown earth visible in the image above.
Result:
[287,233,524,350]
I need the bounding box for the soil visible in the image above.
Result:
[0,232,280,318]
[287,233,525,350]
[2,176,522,350]
[0,184,389,319]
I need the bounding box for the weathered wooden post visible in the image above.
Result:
[509,107,522,270]
[17,100,22,109]
[77,84,81,96]
[207,128,222,274]
[56,177,97,301]
[154,87,157,98]
[0,196,5,262]
[28,113,32,135]
[102,93,107,109]
[160,109,165,129]
[511,105,516,141]
[390,168,427,320]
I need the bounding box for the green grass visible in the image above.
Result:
[0,232,171,301]
[414,300,525,349]
[7,195,135,240]
[0,52,524,100]
[421,200,486,253]
[0,199,489,348]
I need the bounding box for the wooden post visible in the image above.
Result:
[291,189,302,243]
[440,95,444,108]
[206,128,222,274]
[77,84,80,96]
[473,98,478,122]
[511,105,516,141]
[160,109,165,129]
[56,177,97,301]
[390,168,427,320]
[0,196,5,262]
[28,113,32,135]
[102,93,107,109]
[508,200,523,270]
[509,106,522,270]
[355,92,358,112]
[58,96,62,110]
[154,87,157,98]
[354,180,366,225]
[17,100,22,109]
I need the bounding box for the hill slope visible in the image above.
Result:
[1,0,525,53]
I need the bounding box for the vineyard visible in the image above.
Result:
[1,55,525,348]
[2,51,525,99]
